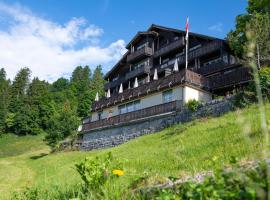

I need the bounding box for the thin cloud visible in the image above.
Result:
[208,22,223,33]
[0,2,126,82]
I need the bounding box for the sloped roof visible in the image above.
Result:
[104,24,224,80]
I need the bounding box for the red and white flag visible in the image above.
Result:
[185,17,189,41]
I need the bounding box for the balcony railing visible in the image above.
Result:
[82,100,182,132]
[211,67,252,90]
[104,76,125,90]
[125,65,151,80]
[177,40,223,65]
[191,60,233,76]
[92,69,210,111]
[154,39,185,58]
[127,46,153,63]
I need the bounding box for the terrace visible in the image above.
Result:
[82,100,182,132]
[92,69,210,111]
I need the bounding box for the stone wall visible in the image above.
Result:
[68,98,233,151]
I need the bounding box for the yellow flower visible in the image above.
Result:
[112,169,124,176]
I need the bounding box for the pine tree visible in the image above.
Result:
[0,68,10,134]
[90,65,105,99]
[9,67,31,113]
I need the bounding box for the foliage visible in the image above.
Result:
[46,101,80,147]
[0,65,105,142]
[140,161,268,200]
[0,68,10,134]
[75,152,123,190]
[1,103,267,199]
[185,99,201,112]
[233,66,270,108]
[228,0,270,66]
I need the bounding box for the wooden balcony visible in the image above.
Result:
[82,100,182,132]
[154,39,185,58]
[125,65,151,80]
[192,61,234,76]
[104,76,125,90]
[177,40,224,65]
[211,67,252,90]
[92,69,210,111]
[127,46,153,63]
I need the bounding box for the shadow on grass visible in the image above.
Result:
[30,153,49,160]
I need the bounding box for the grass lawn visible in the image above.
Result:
[0,104,269,199]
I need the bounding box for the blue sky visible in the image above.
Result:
[0,0,247,81]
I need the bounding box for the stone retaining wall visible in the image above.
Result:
[64,98,233,151]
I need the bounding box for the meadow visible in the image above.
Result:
[0,104,269,199]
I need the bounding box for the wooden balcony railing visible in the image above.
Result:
[192,61,233,76]
[127,46,153,63]
[154,39,185,58]
[177,40,224,65]
[92,69,210,111]
[82,100,182,132]
[104,76,125,90]
[125,65,151,80]
[211,67,252,90]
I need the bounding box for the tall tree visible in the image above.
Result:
[27,78,54,130]
[228,0,270,66]
[46,100,80,147]
[0,68,10,133]
[9,67,31,113]
[71,66,92,118]
[90,65,105,99]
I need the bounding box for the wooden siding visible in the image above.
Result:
[127,46,153,63]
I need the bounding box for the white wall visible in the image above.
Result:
[183,86,212,103]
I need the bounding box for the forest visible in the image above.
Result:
[0,65,105,146]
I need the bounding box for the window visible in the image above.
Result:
[118,105,126,114]
[118,100,141,114]
[174,36,179,41]
[132,59,148,70]
[98,111,103,120]
[137,42,148,50]
[162,90,173,103]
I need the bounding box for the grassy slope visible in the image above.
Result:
[0,104,269,199]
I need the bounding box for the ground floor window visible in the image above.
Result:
[162,89,173,103]
[98,111,103,120]
[118,100,141,114]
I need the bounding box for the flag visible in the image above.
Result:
[185,17,189,41]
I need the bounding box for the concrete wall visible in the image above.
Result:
[90,85,211,122]
[68,98,232,151]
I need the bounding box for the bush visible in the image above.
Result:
[185,99,201,112]
[233,66,270,108]
[75,152,123,190]
[139,161,268,200]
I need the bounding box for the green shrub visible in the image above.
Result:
[75,152,123,190]
[233,66,270,108]
[185,99,201,112]
[139,161,268,200]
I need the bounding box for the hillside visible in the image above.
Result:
[0,104,269,199]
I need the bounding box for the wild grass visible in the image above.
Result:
[0,103,269,199]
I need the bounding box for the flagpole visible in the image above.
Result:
[185,17,189,69]
[185,36,188,69]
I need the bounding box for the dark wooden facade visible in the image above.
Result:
[82,24,252,132]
